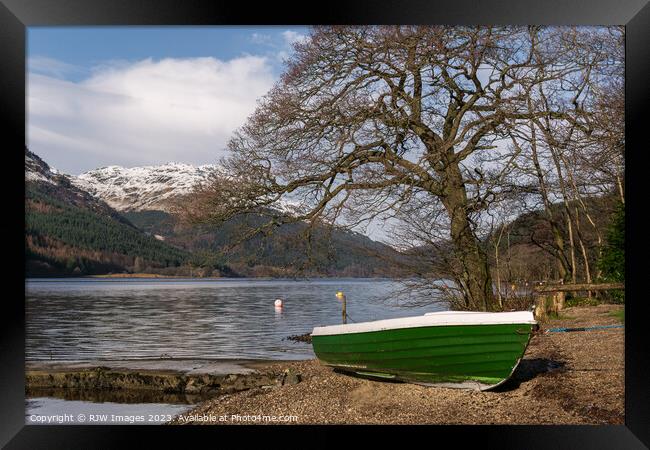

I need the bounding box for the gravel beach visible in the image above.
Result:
[171,304,624,425]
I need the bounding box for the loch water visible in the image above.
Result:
[26,278,443,361]
[25,277,444,423]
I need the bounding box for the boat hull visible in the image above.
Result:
[311,322,535,390]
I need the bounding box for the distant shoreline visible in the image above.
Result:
[25,274,400,281]
[86,274,396,280]
[87,273,178,279]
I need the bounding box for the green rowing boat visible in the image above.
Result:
[311,310,538,390]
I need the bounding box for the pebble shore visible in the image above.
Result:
[171,304,624,425]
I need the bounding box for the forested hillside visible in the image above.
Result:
[485,195,620,283]
[26,183,190,276]
[26,144,621,283]
[124,210,404,278]
[25,148,197,277]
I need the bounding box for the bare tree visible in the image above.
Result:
[503,26,623,287]
[177,26,622,311]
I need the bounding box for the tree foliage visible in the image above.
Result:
[598,202,624,283]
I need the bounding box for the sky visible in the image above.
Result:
[27,26,310,175]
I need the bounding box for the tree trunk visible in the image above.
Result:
[494,241,502,308]
[440,161,496,311]
[528,124,572,282]
[573,205,593,296]
[566,215,577,284]
[562,158,603,281]
[616,174,625,205]
[493,224,505,309]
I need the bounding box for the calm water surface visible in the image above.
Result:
[26,397,193,425]
[26,278,444,361]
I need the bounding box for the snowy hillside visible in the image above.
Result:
[27,149,302,214]
[25,148,61,185]
[72,162,303,214]
[72,163,220,211]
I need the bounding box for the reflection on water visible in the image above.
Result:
[26,278,443,361]
[26,387,209,405]
[26,396,193,425]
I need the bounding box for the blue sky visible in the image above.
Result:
[27,26,310,174]
[28,27,309,81]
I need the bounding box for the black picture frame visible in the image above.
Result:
[1,0,648,448]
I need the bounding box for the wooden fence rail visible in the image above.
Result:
[533,282,625,320]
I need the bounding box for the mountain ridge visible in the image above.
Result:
[25,149,405,278]
[25,147,194,277]
[72,162,221,212]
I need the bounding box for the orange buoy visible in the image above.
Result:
[274,298,283,308]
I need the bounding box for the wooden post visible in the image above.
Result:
[555,291,566,312]
[336,291,347,324]
[534,294,548,321]
[532,282,624,321]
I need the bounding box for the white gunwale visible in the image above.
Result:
[311,310,537,337]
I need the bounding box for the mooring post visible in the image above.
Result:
[336,291,347,324]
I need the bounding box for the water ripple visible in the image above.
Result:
[26,278,443,361]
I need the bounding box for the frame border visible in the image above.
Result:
[1,0,648,447]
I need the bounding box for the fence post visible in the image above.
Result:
[555,291,565,312]
[533,283,624,321]
[534,294,548,321]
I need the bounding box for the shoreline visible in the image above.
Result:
[26,275,399,281]
[26,359,301,396]
[25,304,624,425]
[177,304,624,425]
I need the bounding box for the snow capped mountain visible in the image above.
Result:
[26,149,401,277]
[25,148,135,221]
[72,161,305,214]
[25,148,60,185]
[26,149,303,214]
[71,162,220,211]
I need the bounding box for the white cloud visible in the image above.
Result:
[28,56,83,79]
[247,29,309,66]
[282,30,308,45]
[28,56,276,174]
[250,33,273,46]
[275,31,308,62]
